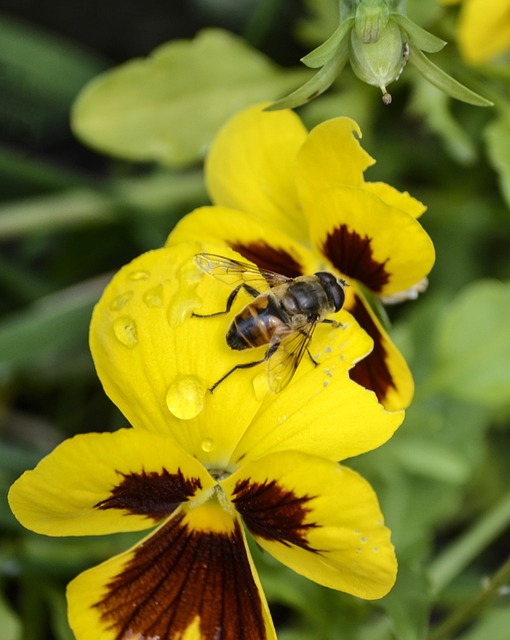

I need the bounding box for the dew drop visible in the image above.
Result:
[113,316,138,348]
[373,547,379,553]
[110,291,134,311]
[167,296,202,327]
[129,270,150,281]
[201,438,215,453]
[360,536,367,544]
[166,375,205,420]
[143,284,164,308]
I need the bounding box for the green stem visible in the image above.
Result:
[428,492,510,594]
[0,170,206,239]
[429,554,510,640]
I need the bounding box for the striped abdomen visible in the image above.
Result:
[226,295,289,351]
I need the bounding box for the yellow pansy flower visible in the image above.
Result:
[9,243,403,640]
[451,0,510,64]
[167,105,435,411]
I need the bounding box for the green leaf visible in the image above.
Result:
[407,79,478,164]
[0,278,106,371]
[457,607,510,640]
[0,593,21,640]
[391,14,446,53]
[429,493,510,594]
[390,437,471,484]
[381,562,431,640]
[0,171,205,240]
[434,280,510,410]
[267,42,349,111]
[45,588,74,640]
[351,394,489,559]
[485,115,510,209]
[72,28,310,167]
[408,45,493,107]
[301,19,354,68]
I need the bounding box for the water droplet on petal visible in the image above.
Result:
[129,270,150,281]
[166,375,205,420]
[113,316,138,348]
[360,536,367,544]
[110,291,134,311]
[167,296,201,327]
[143,284,164,308]
[373,547,379,553]
[201,438,215,453]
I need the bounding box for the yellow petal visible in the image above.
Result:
[232,314,404,463]
[458,0,510,64]
[223,451,397,599]
[366,181,426,218]
[68,508,276,640]
[307,186,435,296]
[90,243,265,467]
[348,291,414,411]
[205,103,308,242]
[295,116,375,192]
[167,205,318,276]
[296,117,425,220]
[8,429,214,536]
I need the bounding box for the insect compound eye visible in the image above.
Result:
[316,272,345,312]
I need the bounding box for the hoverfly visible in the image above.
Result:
[193,252,347,393]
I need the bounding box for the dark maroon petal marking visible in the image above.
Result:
[96,514,268,640]
[348,294,395,404]
[94,468,202,522]
[230,241,303,278]
[232,478,319,551]
[321,224,390,293]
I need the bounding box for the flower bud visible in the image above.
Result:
[354,0,390,44]
[350,19,408,104]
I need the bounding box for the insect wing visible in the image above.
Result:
[266,322,317,393]
[194,253,290,289]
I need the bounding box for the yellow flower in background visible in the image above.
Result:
[9,244,403,640]
[446,0,510,64]
[168,105,435,412]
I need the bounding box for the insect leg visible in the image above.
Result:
[304,318,341,365]
[192,284,261,318]
[320,318,342,328]
[209,342,279,393]
[306,349,319,367]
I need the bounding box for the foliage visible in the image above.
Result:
[1,0,510,638]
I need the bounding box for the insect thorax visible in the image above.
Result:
[281,279,332,318]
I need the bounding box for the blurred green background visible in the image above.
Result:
[1,1,510,639]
